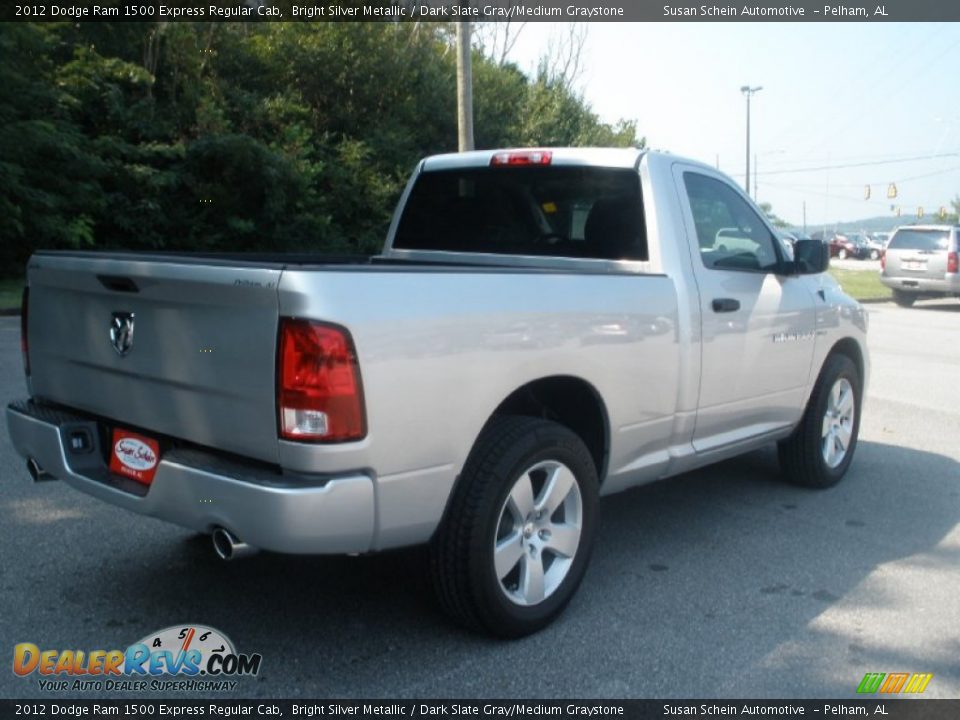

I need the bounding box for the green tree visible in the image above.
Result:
[940,195,960,224]
[759,202,790,229]
[518,67,643,148]
[0,21,649,273]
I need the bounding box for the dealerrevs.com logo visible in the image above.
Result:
[13,624,262,692]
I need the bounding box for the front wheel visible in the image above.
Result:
[778,354,861,488]
[870,249,880,260]
[837,248,848,259]
[430,416,599,637]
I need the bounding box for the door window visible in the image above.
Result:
[683,173,780,272]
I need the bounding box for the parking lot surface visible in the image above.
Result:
[0,301,957,699]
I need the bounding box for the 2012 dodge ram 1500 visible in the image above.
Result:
[6,148,868,636]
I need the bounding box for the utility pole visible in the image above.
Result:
[740,85,762,196]
[456,21,474,152]
[802,201,807,233]
[754,153,757,201]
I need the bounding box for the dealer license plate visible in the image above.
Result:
[108,428,161,485]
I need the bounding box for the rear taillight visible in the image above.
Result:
[277,319,365,442]
[880,250,885,272]
[490,150,552,167]
[948,251,958,274]
[20,286,29,377]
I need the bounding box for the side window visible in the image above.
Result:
[683,172,780,272]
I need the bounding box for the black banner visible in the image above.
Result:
[2,0,960,23]
[0,700,957,720]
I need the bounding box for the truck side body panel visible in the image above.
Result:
[276,268,681,549]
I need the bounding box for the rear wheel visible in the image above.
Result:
[778,354,861,489]
[430,416,598,637]
[870,249,880,260]
[837,248,848,259]
[892,289,916,307]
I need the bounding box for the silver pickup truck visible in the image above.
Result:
[7,148,868,637]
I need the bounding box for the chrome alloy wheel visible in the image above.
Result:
[822,377,855,469]
[493,460,583,607]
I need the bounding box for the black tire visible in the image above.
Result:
[892,289,916,307]
[430,415,599,638]
[778,354,861,489]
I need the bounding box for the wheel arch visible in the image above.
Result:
[487,375,611,484]
[828,337,865,386]
[432,375,610,544]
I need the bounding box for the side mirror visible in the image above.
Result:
[791,238,830,275]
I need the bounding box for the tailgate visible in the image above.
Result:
[886,248,947,278]
[26,253,282,464]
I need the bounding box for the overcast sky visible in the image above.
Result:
[505,22,960,229]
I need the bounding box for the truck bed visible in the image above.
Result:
[24,250,674,470]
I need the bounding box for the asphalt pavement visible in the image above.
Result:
[0,300,957,699]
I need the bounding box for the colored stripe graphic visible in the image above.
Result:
[903,674,933,694]
[879,673,909,693]
[857,673,885,694]
[857,672,932,694]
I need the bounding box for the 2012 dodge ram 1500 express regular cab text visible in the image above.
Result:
[7,148,868,637]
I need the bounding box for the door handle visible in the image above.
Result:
[712,298,740,313]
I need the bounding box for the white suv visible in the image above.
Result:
[880,225,960,306]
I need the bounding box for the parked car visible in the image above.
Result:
[863,236,885,260]
[829,233,871,260]
[777,231,797,255]
[6,148,868,637]
[871,232,891,248]
[879,224,960,307]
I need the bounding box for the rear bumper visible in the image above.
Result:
[5,401,375,554]
[880,273,960,294]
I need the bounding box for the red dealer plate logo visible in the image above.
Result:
[109,429,160,485]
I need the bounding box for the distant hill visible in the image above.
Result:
[788,215,948,236]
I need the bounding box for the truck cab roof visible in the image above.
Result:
[421,147,647,172]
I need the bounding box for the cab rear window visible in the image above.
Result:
[887,229,950,251]
[394,167,647,260]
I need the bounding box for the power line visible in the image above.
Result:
[764,180,956,215]
[763,180,891,207]
[728,152,960,177]
[748,164,960,188]
[759,147,960,169]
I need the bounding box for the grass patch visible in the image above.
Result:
[0,277,24,312]
[828,267,892,302]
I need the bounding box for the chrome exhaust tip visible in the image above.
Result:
[27,458,53,482]
[211,527,258,561]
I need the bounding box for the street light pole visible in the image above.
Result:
[740,85,762,197]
